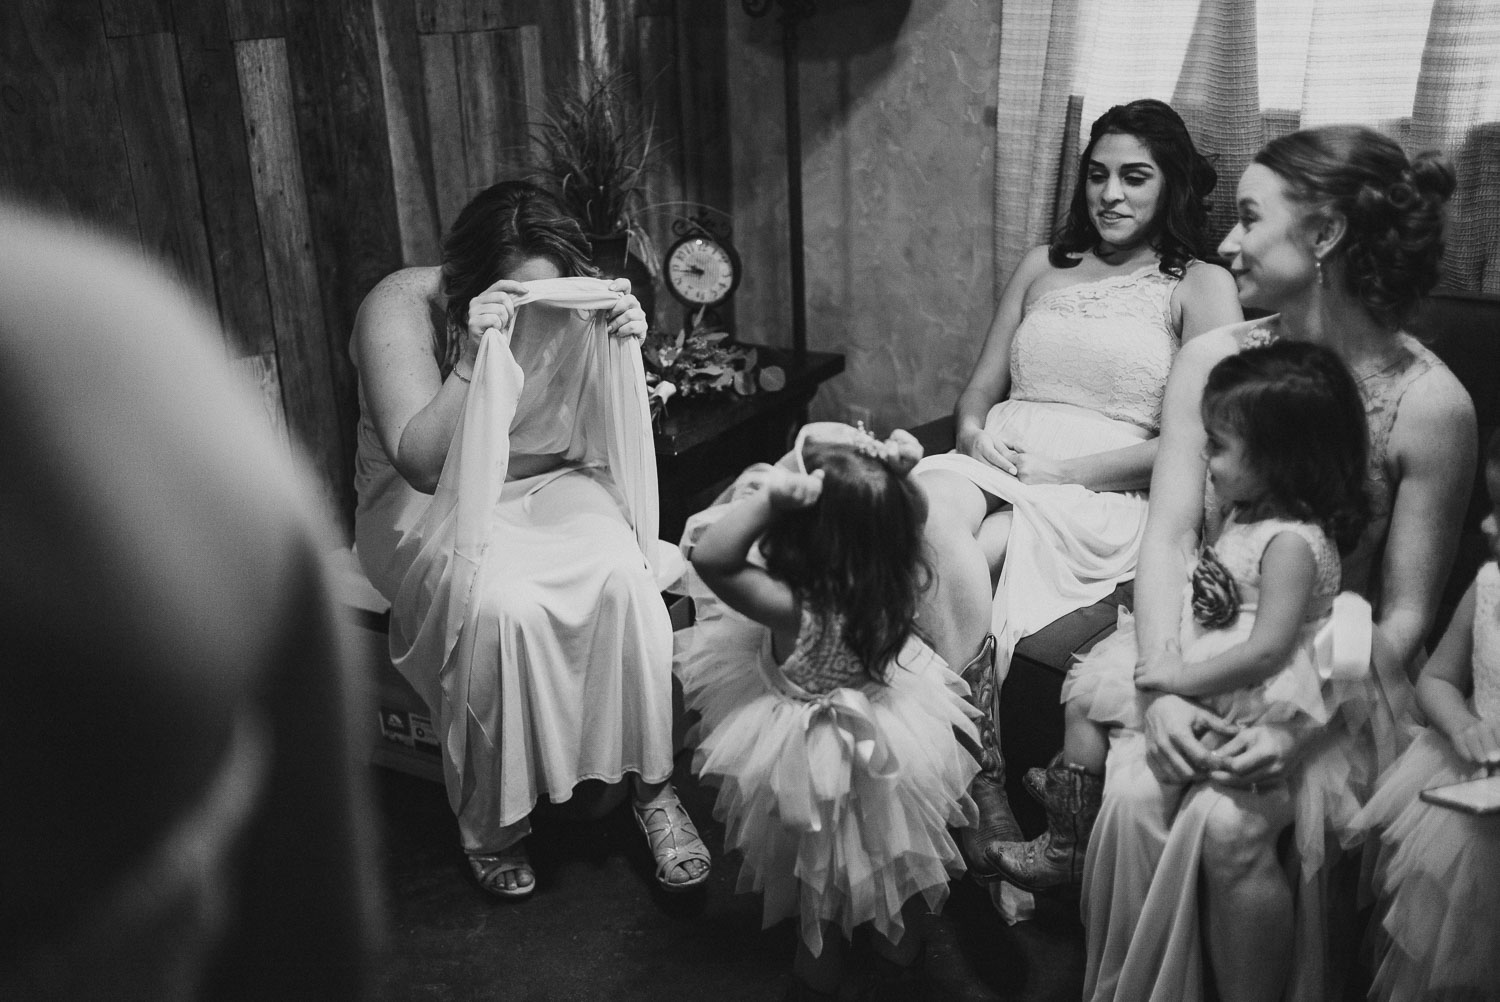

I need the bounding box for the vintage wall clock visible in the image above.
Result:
[663,216,741,309]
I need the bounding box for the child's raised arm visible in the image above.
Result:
[691,467,823,637]
[1136,530,1317,698]
[1418,578,1500,768]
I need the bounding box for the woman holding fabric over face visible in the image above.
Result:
[915,99,1242,889]
[351,180,709,900]
[1079,127,1475,1002]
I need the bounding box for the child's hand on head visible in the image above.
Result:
[765,466,824,510]
[1452,718,1500,770]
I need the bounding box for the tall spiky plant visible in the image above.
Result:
[529,70,662,238]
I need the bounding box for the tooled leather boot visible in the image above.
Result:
[954,634,1023,877]
[992,752,1104,891]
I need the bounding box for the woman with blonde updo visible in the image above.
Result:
[1081,127,1475,1002]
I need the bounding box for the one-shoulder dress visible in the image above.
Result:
[916,263,1183,684]
[1352,561,1500,1001]
[676,540,981,954]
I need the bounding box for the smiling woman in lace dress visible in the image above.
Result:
[914,99,1242,897]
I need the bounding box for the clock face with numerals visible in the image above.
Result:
[664,235,740,307]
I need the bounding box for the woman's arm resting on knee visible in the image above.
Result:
[1373,368,1476,674]
[953,246,1052,475]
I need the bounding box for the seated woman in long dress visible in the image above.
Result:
[1081,127,1475,1002]
[916,99,1241,889]
[351,180,709,899]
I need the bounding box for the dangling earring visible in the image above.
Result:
[1313,255,1325,287]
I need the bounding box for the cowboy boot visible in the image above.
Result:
[955,634,1023,877]
[991,752,1104,892]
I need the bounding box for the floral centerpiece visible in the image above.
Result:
[643,318,785,420]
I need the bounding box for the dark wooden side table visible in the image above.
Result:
[654,347,844,543]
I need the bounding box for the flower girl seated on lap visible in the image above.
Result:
[994,340,1370,888]
[678,423,981,1001]
[1350,428,1500,1001]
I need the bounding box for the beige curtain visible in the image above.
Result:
[995,0,1500,294]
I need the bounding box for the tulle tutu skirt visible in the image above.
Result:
[675,604,981,954]
[1352,729,1500,1000]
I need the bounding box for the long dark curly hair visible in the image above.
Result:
[1050,98,1218,278]
[758,443,931,682]
[1202,340,1370,553]
[1253,126,1455,329]
[437,180,598,374]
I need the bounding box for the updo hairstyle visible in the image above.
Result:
[1253,126,1456,328]
[438,180,597,372]
[1050,98,1218,278]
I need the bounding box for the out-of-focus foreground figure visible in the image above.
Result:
[0,202,379,1001]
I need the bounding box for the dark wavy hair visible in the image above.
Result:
[1253,127,1456,328]
[1050,98,1218,277]
[438,180,598,372]
[758,443,931,682]
[1202,341,1370,553]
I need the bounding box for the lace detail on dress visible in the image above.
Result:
[781,607,873,695]
[1009,265,1182,431]
[1473,562,1500,723]
[1210,516,1342,618]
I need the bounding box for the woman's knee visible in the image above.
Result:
[1200,791,1287,885]
[915,471,987,536]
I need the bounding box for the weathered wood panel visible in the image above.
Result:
[636,12,685,320]
[99,0,173,37]
[171,0,277,357]
[0,0,137,235]
[282,0,404,524]
[419,32,467,235]
[455,27,541,195]
[677,0,731,214]
[224,0,285,41]
[235,36,343,513]
[414,0,465,34]
[375,0,442,264]
[107,31,217,305]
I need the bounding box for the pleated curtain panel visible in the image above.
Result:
[994,0,1500,294]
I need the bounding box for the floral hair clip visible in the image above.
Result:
[792,422,924,478]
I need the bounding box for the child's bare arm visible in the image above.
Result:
[1418,580,1500,767]
[691,468,822,635]
[1144,531,1318,698]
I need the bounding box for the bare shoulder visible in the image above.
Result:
[1007,243,1056,291]
[1392,359,1477,449]
[1179,259,1238,300]
[363,265,441,310]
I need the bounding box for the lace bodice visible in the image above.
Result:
[780,607,875,695]
[1009,264,1182,431]
[1209,516,1342,621]
[1474,562,1500,722]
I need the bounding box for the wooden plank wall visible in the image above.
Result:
[0,0,731,533]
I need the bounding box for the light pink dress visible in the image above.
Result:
[1081,318,1442,1002]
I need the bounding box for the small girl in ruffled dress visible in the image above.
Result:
[1350,429,1500,1001]
[995,340,1370,890]
[680,423,981,1001]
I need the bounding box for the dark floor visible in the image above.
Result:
[370,754,1087,1002]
